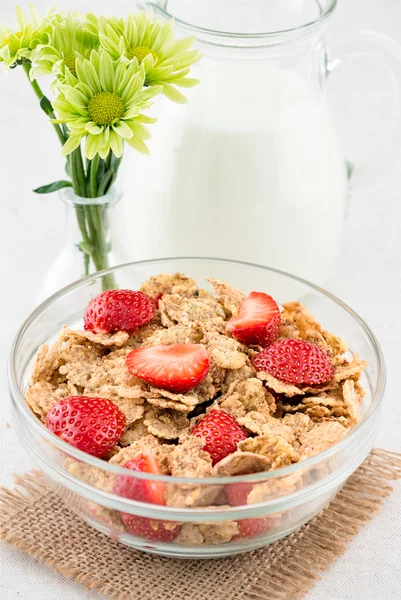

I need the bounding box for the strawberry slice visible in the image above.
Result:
[226,481,275,539]
[252,338,334,385]
[235,517,275,540]
[190,410,247,465]
[126,344,210,393]
[121,514,180,542]
[83,289,156,334]
[113,453,181,543]
[226,480,254,506]
[46,396,126,458]
[226,292,280,347]
[113,454,165,506]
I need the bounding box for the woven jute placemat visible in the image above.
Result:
[1,448,401,600]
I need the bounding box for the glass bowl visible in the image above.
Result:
[8,258,385,558]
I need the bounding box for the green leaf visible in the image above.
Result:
[39,95,54,117]
[78,241,94,255]
[33,180,73,194]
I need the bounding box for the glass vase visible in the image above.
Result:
[36,186,124,302]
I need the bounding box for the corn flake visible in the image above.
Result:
[207,278,245,317]
[144,408,189,440]
[299,421,348,458]
[238,435,296,469]
[213,451,272,476]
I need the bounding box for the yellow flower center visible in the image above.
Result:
[127,45,157,64]
[87,92,125,127]
[64,55,77,76]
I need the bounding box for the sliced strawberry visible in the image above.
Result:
[252,338,334,385]
[226,481,275,539]
[83,289,156,334]
[235,517,275,540]
[113,454,165,506]
[226,481,254,506]
[113,453,181,543]
[226,292,280,347]
[190,409,247,465]
[121,514,181,542]
[46,396,126,458]
[126,344,210,393]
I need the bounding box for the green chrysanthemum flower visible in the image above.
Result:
[29,15,99,81]
[52,49,162,159]
[0,5,54,68]
[99,11,201,103]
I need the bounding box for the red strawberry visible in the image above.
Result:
[121,514,180,543]
[190,410,247,465]
[114,454,181,543]
[83,289,156,334]
[126,344,210,393]
[226,481,275,539]
[252,338,334,385]
[235,517,275,539]
[113,454,165,506]
[154,292,163,306]
[226,292,280,347]
[46,396,126,458]
[226,481,254,506]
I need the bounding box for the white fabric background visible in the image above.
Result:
[0,1,400,598]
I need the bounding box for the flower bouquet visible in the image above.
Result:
[0,6,200,289]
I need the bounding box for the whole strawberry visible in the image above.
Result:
[114,454,181,543]
[46,396,126,458]
[190,410,247,465]
[83,289,156,334]
[252,338,334,385]
[227,292,280,347]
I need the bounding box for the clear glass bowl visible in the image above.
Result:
[8,258,385,558]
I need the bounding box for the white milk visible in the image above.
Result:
[119,64,347,286]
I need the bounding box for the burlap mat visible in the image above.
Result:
[1,449,401,600]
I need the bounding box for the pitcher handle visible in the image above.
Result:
[325,30,401,196]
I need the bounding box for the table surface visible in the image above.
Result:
[1,1,400,598]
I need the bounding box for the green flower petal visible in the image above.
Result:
[98,144,110,160]
[125,135,150,155]
[99,127,110,147]
[60,86,89,115]
[61,133,83,156]
[85,122,104,135]
[76,56,101,94]
[112,121,133,139]
[130,114,157,124]
[99,51,114,91]
[161,82,188,104]
[85,133,100,159]
[109,130,124,157]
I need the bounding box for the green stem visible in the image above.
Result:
[22,62,116,289]
[90,153,100,198]
[22,62,66,147]
[70,147,87,197]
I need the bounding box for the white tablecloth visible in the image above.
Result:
[1,1,400,598]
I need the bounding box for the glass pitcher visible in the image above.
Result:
[118,0,401,285]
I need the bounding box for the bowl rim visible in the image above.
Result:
[9,256,386,486]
